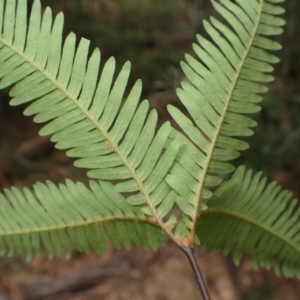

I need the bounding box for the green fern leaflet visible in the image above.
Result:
[0,180,166,260]
[167,0,286,240]
[0,0,180,254]
[197,166,300,279]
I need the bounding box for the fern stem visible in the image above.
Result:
[180,246,211,300]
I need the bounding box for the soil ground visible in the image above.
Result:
[1,243,300,300]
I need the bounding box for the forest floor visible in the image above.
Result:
[1,243,300,300]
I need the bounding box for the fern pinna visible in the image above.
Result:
[0,0,179,257]
[0,0,299,298]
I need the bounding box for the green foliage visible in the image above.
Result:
[0,0,299,284]
[198,166,300,278]
[0,180,166,260]
[166,0,285,236]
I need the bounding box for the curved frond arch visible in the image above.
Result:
[197,166,300,279]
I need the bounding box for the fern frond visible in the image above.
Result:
[0,0,180,233]
[0,180,166,260]
[196,166,300,279]
[167,0,285,238]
